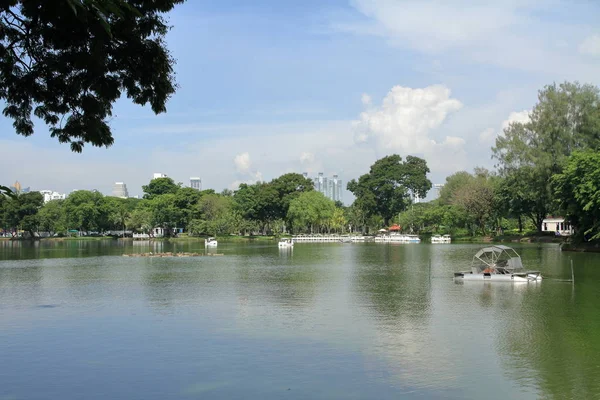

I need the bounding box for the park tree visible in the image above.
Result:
[142,177,180,199]
[0,0,184,152]
[553,151,600,241]
[452,174,495,235]
[126,206,153,234]
[287,191,335,233]
[270,173,315,220]
[38,199,66,235]
[347,155,431,226]
[149,194,182,237]
[493,82,600,231]
[3,191,44,236]
[63,190,107,232]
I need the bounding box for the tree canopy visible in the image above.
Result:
[493,82,600,231]
[553,151,600,241]
[0,0,184,151]
[347,154,431,226]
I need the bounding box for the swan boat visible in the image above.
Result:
[205,237,218,247]
[278,238,294,248]
[454,245,542,282]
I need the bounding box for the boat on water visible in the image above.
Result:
[278,238,294,248]
[205,237,218,247]
[431,234,451,243]
[454,245,542,282]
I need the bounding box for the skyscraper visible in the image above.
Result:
[308,173,342,203]
[112,182,129,198]
[153,173,167,179]
[331,174,342,203]
[433,183,445,199]
[190,177,202,190]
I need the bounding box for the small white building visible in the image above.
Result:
[39,190,66,203]
[542,217,574,236]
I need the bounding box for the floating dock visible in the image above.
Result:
[123,252,224,257]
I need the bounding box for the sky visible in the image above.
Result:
[2,0,600,202]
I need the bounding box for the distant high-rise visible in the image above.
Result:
[308,172,342,203]
[9,181,30,194]
[153,173,167,179]
[190,177,202,191]
[433,183,445,198]
[331,174,342,203]
[112,182,129,198]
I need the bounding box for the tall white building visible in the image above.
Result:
[112,182,129,198]
[39,190,66,203]
[190,177,202,190]
[330,174,343,203]
[308,172,342,203]
[153,173,167,179]
[433,183,445,199]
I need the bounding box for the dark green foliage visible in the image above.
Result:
[493,82,600,231]
[142,177,180,199]
[553,151,600,240]
[0,0,183,151]
[347,154,432,226]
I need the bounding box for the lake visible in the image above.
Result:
[1,239,599,399]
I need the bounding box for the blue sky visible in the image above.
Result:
[2,0,600,201]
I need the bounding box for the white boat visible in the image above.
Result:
[278,238,294,248]
[205,237,218,247]
[431,234,451,243]
[454,245,542,282]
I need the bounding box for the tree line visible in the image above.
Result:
[1,81,599,241]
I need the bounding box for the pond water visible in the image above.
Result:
[1,239,599,399]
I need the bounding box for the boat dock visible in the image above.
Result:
[292,234,368,243]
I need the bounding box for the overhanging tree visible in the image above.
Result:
[0,0,184,151]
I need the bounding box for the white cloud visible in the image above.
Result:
[579,35,600,57]
[476,109,532,147]
[501,110,530,130]
[339,0,600,81]
[479,128,495,144]
[349,0,523,52]
[232,152,263,188]
[352,85,464,172]
[234,152,252,174]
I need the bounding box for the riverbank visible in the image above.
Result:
[450,233,566,244]
[561,242,600,253]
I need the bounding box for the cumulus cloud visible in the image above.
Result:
[232,152,263,188]
[352,85,464,170]
[477,109,532,146]
[234,152,252,174]
[579,35,600,57]
[501,110,530,130]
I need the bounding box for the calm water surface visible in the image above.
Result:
[1,239,599,399]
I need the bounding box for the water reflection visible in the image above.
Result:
[1,241,600,399]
